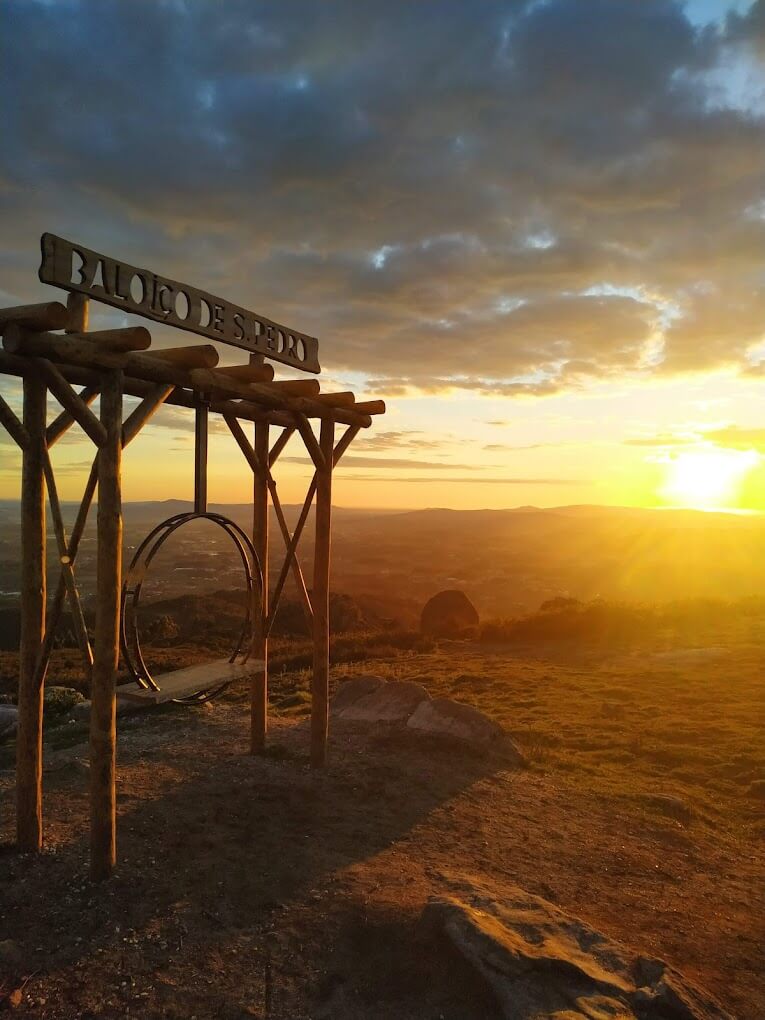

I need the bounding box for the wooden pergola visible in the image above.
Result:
[0,234,385,879]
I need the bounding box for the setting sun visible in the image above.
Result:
[660,447,759,510]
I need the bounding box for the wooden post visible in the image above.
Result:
[194,397,208,513]
[311,419,334,768]
[89,369,123,880]
[251,421,269,753]
[66,291,88,334]
[16,375,47,851]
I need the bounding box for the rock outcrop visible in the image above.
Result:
[407,697,502,749]
[330,676,520,757]
[424,877,731,1019]
[420,589,479,638]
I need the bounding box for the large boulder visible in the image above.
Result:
[420,590,478,638]
[424,878,731,1019]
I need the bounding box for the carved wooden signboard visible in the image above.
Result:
[39,233,321,373]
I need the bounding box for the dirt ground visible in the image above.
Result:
[1,641,763,1018]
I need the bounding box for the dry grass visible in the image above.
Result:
[0,625,763,1016]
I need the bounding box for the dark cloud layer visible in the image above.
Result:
[1,0,764,396]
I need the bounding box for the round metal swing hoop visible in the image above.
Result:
[120,511,262,704]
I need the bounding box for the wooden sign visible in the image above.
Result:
[38,233,321,373]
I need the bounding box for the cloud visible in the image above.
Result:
[352,429,453,451]
[338,474,586,484]
[281,454,484,470]
[623,434,698,446]
[624,423,765,450]
[483,442,556,451]
[705,425,765,449]
[0,0,763,399]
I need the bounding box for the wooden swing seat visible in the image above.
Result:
[117,658,263,705]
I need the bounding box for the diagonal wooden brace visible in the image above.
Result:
[294,413,326,472]
[42,449,93,677]
[46,385,100,448]
[33,382,175,687]
[0,392,30,449]
[268,426,295,468]
[267,477,314,630]
[36,358,107,447]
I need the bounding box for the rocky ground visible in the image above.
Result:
[0,641,763,1018]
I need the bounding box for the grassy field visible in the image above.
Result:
[0,627,763,1016]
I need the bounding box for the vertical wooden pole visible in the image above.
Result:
[311,419,334,768]
[194,397,208,513]
[66,292,89,334]
[90,369,122,880]
[16,376,47,851]
[251,421,269,753]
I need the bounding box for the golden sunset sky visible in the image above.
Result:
[1,0,765,511]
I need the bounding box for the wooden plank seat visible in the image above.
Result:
[117,658,264,705]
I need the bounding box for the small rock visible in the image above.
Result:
[44,686,85,717]
[644,794,693,822]
[70,699,92,723]
[0,939,23,967]
[748,779,765,800]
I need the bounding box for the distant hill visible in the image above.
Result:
[2,501,765,621]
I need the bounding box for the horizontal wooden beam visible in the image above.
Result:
[314,391,355,407]
[190,366,372,427]
[144,345,219,369]
[0,301,68,332]
[0,344,376,428]
[265,379,320,397]
[68,327,151,352]
[4,324,126,368]
[216,363,275,383]
[352,399,385,415]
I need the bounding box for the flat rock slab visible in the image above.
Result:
[407,696,503,749]
[330,677,521,756]
[334,679,431,724]
[424,878,731,1020]
[330,675,387,716]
